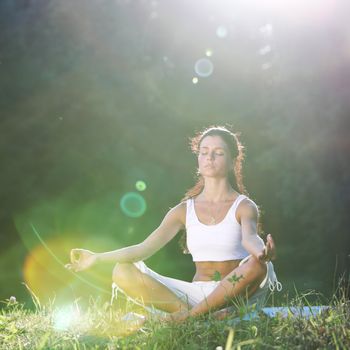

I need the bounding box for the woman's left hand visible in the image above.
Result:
[258,234,276,262]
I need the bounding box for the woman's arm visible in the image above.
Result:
[66,202,185,271]
[96,203,185,262]
[239,200,266,260]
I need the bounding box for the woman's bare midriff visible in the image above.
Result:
[193,260,241,281]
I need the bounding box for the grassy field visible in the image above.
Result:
[0,285,349,350]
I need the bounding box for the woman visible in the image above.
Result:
[66,126,281,322]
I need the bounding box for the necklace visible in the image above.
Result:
[206,198,233,225]
[207,202,222,225]
[197,190,237,225]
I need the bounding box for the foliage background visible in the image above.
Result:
[0,0,349,306]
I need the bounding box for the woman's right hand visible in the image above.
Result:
[258,234,276,262]
[65,249,97,272]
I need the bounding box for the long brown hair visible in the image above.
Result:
[179,125,264,253]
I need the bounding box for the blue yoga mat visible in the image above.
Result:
[261,306,329,318]
[225,306,329,325]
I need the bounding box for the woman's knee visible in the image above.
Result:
[112,262,139,286]
[243,257,267,281]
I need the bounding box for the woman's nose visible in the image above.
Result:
[207,152,214,160]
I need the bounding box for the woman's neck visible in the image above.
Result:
[199,178,237,203]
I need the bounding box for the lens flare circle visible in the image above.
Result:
[120,192,147,218]
[194,58,214,78]
[53,305,80,330]
[205,49,213,57]
[23,237,77,301]
[216,26,228,38]
[135,180,147,191]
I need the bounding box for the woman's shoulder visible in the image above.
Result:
[240,195,258,207]
[237,195,259,218]
[168,201,187,226]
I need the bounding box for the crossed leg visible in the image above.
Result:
[112,256,267,319]
[190,256,267,318]
[112,263,189,313]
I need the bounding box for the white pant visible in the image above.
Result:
[112,256,281,313]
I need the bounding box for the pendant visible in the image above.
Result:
[209,216,216,225]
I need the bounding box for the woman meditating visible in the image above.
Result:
[66,126,281,322]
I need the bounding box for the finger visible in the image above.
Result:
[266,234,271,247]
[265,235,272,249]
[266,240,271,254]
[267,234,276,259]
[267,234,275,249]
[66,262,83,272]
[70,249,81,263]
[65,263,76,271]
[70,249,77,263]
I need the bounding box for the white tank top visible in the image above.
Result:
[185,194,252,262]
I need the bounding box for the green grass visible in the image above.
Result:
[0,285,349,350]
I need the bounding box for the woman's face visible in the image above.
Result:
[197,135,233,179]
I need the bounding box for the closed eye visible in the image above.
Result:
[200,152,224,156]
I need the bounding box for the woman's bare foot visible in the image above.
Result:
[160,310,191,323]
[212,307,235,320]
[118,312,147,335]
